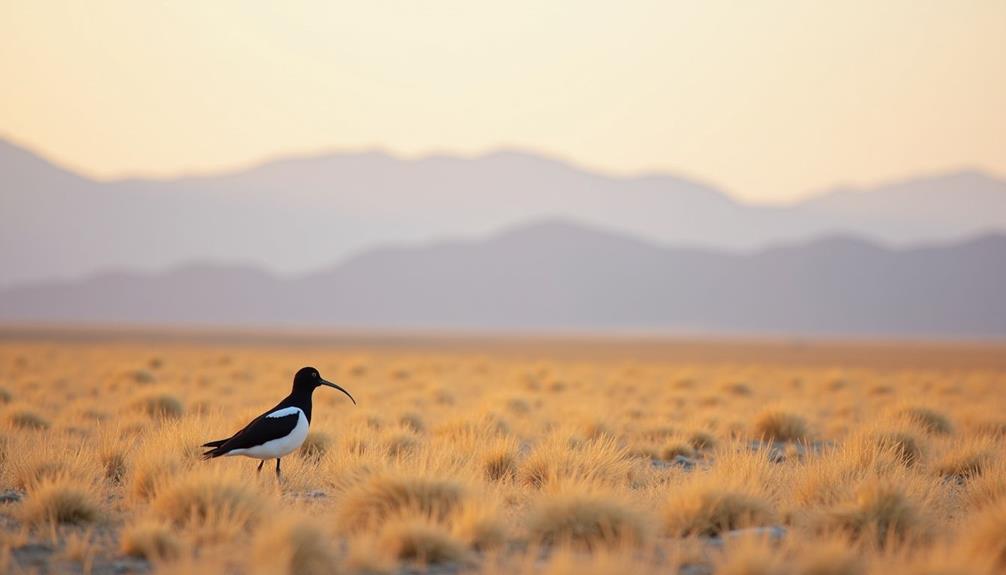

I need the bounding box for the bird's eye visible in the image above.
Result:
[313,372,318,378]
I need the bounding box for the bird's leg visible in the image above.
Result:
[275,458,282,480]
[257,460,264,473]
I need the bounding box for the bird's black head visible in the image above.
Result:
[292,366,356,405]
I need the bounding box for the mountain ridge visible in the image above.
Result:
[2,219,1003,337]
[3,137,1006,288]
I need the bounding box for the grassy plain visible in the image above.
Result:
[1,330,1005,574]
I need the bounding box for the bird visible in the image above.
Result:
[201,366,356,478]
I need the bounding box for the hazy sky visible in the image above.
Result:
[1,1,1003,202]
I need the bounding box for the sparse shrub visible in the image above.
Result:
[664,486,774,536]
[120,521,182,561]
[378,518,467,564]
[19,478,99,525]
[898,407,952,435]
[253,518,338,575]
[825,479,921,545]
[527,492,648,549]
[753,409,810,442]
[8,409,49,430]
[0,388,11,404]
[135,393,184,419]
[337,474,465,531]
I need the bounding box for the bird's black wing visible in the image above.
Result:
[202,410,300,458]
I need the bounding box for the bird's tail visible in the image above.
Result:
[201,439,228,460]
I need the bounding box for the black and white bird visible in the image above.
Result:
[202,366,355,477]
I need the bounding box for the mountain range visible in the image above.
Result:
[2,220,1004,337]
[3,137,1006,287]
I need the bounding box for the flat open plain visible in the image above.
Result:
[1,330,1004,574]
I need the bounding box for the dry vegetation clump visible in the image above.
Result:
[7,408,49,430]
[120,520,183,561]
[0,387,11,403]
[964,461,1006,510]
[526,491,649,549]
[753,409,810,442]
[134,392,184,419]
[252,517,339,575]
[378,517,469,564]
[896,407,953,435]
[18,477,100,525]
[518,435,634,489]
[337,473,466,531]
[481,437,521,482]
[151,471,265,535]
[823,479,925,546]
[664,484,775,537]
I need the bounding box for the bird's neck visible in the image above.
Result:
[286,388,314,423]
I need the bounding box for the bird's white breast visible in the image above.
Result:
[225,407,309,460]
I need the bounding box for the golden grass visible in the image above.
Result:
[0,336,1002,573]
[120,520,183,561]
[18,477,100,525]
[526,490,649,549]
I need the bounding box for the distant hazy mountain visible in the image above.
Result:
[2,138,1005,287]
[2,220,1003,337]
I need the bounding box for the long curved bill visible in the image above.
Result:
[320,379,357,405]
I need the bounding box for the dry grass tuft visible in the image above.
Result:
[8,409,50,430]
[664,486,774,537]
[19,478,100,525]
[897,407,953,435]
[482,439,520,482]
[526,491,649,549]
[825,479,922,545]
[120,520,183,561]
[337,474,466,531]
[753,409,810,442]
[378,518,468,564]
[0,388,11,403]
[135,393,184,419]
[519,435,633,489]
[934,448,991,481]
[151,471,264,530]
[252,517,338,575]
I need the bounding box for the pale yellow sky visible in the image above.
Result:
[1,0,1003,202]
